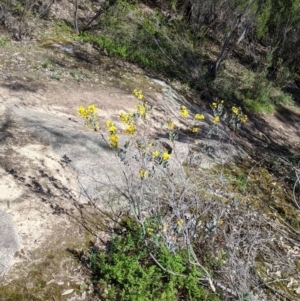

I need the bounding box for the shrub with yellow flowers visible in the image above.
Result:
[207,99,248,137]
[77,91,256,300]
[228,105,248,130]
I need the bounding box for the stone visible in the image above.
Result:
[0,210,19,276]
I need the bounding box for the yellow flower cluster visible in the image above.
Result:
[152,150,159,158]
[194,114,205,120]
[211,100,224,109]
[77,104,98,119]
[181,105,189,117]
[152,150,171,161]
[107,122,117,134]
[232,106,239,115]
[241,114,248,123]
[139,168,148,179]
[106,120,119,148]
[120,112,137,135]
[108,134,119,148]
[120,112,132,124]
[78,106,88,118]
[213,116,220,123]
[191,127,199,133]
[231,106,248,124]
[133,89,143,100]
[162,152,170,161]
[135,103,146,116]
[78,104,99,131]
[125,123,137,135]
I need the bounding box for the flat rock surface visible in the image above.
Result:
[0,210,18,275]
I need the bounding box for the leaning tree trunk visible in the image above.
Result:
[73,0,79,34]
[210,0,265,79]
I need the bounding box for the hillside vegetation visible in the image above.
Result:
[2,0,300,110]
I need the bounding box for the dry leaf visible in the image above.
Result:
[46,279,55,285]
[287,278,295,288]
[61,289,74,295]
[295,287,300,294]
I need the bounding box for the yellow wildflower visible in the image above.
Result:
[162,152,170,161]
[220,100,224,104]
[108,134,119,148]
[152,150,159,158]
[133,89,143,100]
[181,105,189,117]
[211,102,217,108]
[93,124,100,131]
[241,114,248,123]
[136,103,146,116]
[87,104,98,114]
[194,114,205,120]
[213,116,220,123]
[191,127,199,133]
[125,123,137,135]
[106,120,117,134]
[78,106,88,118]
[166,120,174,130]
[120,112,131,124]
[106,120,113,127]
[109,125,117,134]
[139,169,148,179]
[177,219,184,227]
[162,224,167,232]
[232,106,239,115]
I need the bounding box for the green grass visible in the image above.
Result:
[245,98,275,113]
[76,1,204,87]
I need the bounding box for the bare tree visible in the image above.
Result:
[73,0,79,34]
[210,0,265,78]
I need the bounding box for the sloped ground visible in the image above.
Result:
[0,43,246,299]
[1,29,300,299]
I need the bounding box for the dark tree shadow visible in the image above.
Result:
[1,76,46,93]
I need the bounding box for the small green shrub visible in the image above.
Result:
[88,219,219,301]
[41,60,51,68]
[272,93,294,106]
[0,36,9,46]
